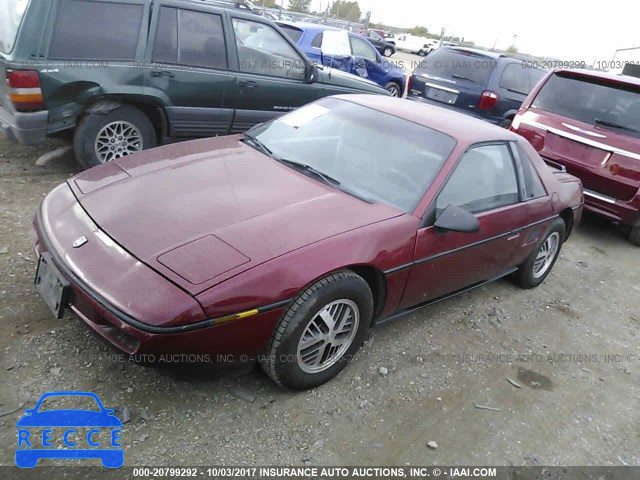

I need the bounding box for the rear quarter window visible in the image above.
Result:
[48,0,144,60]
[515,143,547,199]
[499,63,530,94]
[0,0,28,54]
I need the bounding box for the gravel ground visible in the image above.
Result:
[0,132,639,469]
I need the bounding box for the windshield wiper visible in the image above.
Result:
[276,158,341,187]
[451,73,476,83]
[244,135,341,188]
[594,118,640,133]
[243,134,274,157]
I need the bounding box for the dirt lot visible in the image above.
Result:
[0,133,639,469]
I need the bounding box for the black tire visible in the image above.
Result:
[384,82,402,97]
[500,117,513,129]
[383,47,394,57]
[417,49,427,57]
[512,218,565,289]
[260,270,373,390]
[73,105,156,169]
[628,225,640,246]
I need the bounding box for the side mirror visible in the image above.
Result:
[306,63,319,83]
[434,204,479,233]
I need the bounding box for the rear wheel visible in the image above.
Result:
[512,218,565,289]
[73,105,156,169]
[384,82,402,97]
[418,49,427,57]
[260,271,373,390]
[628,225,640,246]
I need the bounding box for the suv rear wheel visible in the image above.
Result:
[73,105,156,169]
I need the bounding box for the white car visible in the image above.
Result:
[395,34,432,56]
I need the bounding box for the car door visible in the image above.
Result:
[145,1,236,137]
[399,143,531,309]
[349,35,384,85]
[227,16,325,133]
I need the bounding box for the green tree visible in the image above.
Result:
[407,26,429,37]
[506,44,519,54]
[288,0,311,12]
[329,1,361,22]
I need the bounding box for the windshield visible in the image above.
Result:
[414,48,497,85]
[248,98,456,213]
[532,73,640,134]
[0,0,28,54]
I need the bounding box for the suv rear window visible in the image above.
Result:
[415,48,497,85]
[532,73,640,133]
[49,0,144,60]
[0,0,28,54]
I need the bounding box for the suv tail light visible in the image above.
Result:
[478,90,499,110]
[406,75,414,94]
[6,70,45,112]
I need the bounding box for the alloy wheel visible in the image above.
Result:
[296,299,360,374]
[533,232,560,278]
[95,121,143,163]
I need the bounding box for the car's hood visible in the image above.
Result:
[317,67,389,94]
[69,136,402,295]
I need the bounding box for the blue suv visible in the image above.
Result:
[407,47,546,127]
[278,22,405,97]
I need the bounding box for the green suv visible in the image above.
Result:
[0,0,387,168]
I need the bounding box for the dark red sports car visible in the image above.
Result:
[32,95,583,389]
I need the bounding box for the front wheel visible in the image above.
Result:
[512,218,565,289]
[383,47,394,57]
[260,271,373,390]
[73,105,156,169]
[384,82,402,97]
[417,49,427,57]
[628,225,640,246]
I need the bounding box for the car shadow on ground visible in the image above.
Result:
[572,211,633,248]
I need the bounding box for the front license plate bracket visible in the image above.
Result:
[34,252,70,319]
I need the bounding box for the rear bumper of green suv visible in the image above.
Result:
[0,105,49,145]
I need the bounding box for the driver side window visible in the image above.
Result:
[232,18,305,79]
[436,144,519,215]
[349,36,378,62]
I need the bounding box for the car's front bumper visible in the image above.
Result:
[0,104,49,145]
[32,184,286,358]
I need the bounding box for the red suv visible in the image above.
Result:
[511,69,640,245]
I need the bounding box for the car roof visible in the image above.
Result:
[276,21,343,34]
[335,95,520,144]
[553,68,640,88]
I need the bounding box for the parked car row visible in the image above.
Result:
[1,0,639,391]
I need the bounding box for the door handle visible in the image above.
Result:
[150,70,175,78]
[238,80,258,89]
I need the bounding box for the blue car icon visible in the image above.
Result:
[16,391,123,468]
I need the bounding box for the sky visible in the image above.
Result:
[308,0,639,62]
